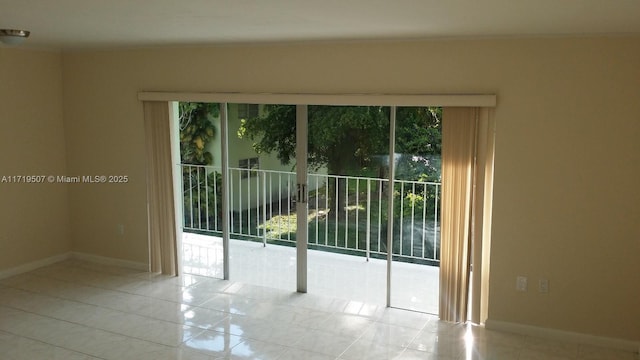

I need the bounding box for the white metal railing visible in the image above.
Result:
[181,164,440,265]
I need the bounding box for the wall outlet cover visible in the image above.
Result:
[516,276,528,291]
[539,279,549,293]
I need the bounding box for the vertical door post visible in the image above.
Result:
[386,106,397,307]
[296,105,309,293]
[220,103,230,280]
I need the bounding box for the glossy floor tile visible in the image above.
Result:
[0,260,636,360]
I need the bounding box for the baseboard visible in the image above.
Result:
[485,319,640,353]
[71,252,148,271]
[0,252,72,280]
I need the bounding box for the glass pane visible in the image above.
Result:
[390,106,442,314]
[227,103,298,290]
[178,102,225,278]
[304,105,390,306]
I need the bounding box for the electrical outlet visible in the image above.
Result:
[539,279,549,293]
[516,276,527,291]
[117,224,125,236]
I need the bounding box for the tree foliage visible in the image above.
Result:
[239,105,442,213]
[179,102,221,226]
[396,107,442,156]
[179,102,219,165]
[239,105,441,175]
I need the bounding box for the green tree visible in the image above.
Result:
[179,102,221,227]
[396,107,442,157]
[179,102,219,165]
[239,105,441,213]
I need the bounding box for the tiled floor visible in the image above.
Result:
[0,260,636,359]
[182,233,439,314]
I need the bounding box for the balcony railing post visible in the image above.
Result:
[399,181,404,255]
[410,182,415,258]
[188,165,194,229]
[334,177,338,245]
[366,179,371,261]
[205,168,210,231]
[213,169,218,231]
[434,183,439,260]
[344,177,348,249]
[422,184,427,259]
[315,175,319,247]
[262,171,267,247]
[181,164,186,229]
[197,166,202,229]
[239,169,243,234]
[355,178,359,250]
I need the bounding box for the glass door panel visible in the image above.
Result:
[389,106,442,314]
[305,105,390,306]
[226,103,298,290]
[178,102,225,278]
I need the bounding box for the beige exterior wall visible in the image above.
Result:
[225,104,291,210]
[18,36,636,341]
[203,103,324,211]
[200,103,294,211]
[0,48,70,270]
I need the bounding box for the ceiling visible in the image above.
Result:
[2,0,640,49]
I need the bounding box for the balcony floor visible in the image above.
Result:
[182,232,439,314]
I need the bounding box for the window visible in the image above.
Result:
[239,157,259,178]
[237,104,259,119]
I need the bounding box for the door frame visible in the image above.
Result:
[154,92,495,316]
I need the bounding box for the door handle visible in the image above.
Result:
[297,183,307,204]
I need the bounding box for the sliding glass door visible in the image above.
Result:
[178,102,225,278]
[177,101,443,315]
[225,103,300,290]
[389,107,442,314]
[304,105,391,304]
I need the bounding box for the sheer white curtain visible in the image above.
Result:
[439,107,495,323]
[143,101,179,276]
